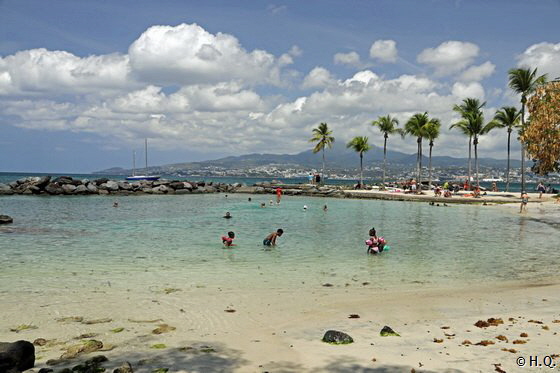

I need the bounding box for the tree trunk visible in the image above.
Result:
[474,137,479,189]
[383,135,388,186]
[359,153,363,188]
[520,100,526,197]
[322,148,325,186]
[506,129,511,192]
[468,135,472,190]
[428,142,433,190]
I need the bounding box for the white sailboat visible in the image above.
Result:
[126,139,160,181]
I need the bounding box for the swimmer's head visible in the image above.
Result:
[277,229,284,236]
[368,227,376,237]
[303,205,308,210]
[225,212,231,217]
[228,231,235,238]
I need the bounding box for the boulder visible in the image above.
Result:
[152,180,169,187]
[151,185,168,194]
[33,176,51,189]
[73,185,89,194]
[94,178,109,186]
[380,326,400,337]
[169,181,185,190]
[45,183,64,195]
[8,181,18,188]
[86,183,98,193]
[0,215,13,224]
[61,184,77,194]
[0,340,35,372]
[98,189,109,195]
[174,189,191,195]
[141,188,153,194]
[105,181,119,191]
[0,183,13,194]
[53,176,73,185]
[322,330,354,344]
[254,187,265,193]
[117,182,132,191]
[183,182,193,190]
[205,186,217,193]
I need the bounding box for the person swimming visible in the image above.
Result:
[303,205,308,211]
[221,231,236,247]
[263,229,283,246]
[223,212,232,219]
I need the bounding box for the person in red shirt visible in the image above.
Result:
[276,187,282,204]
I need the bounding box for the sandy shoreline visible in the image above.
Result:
[2,277,559,372]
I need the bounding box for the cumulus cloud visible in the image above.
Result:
[301,67,335,89]
[417,41,479,76]
[516,42,560,79]
[128,24,284,86]
[0,49,132,95]
[451,81,485,100]
[369,40,398,62]
[333,51,362,67]
[458,61,495,82]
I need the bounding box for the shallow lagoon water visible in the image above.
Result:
[1,194,559,297]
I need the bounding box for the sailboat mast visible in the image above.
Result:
[145,138,148,171]
[132,150,136,177]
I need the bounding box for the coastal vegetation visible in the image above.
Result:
[346,136,370,188]
[525,80,560,175]
[424,119,441,189]
[371,115,404,186]
[508,67,548,194]
[309,122,335,185]
[404,112,439,193]
[493,106,521,191]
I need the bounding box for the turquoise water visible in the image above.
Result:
[1,193,559,295]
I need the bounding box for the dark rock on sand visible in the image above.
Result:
[0,215,13,224]
[94,178,109,186]
[113,361,134,373]
[380,325,400,336]
[322,330,354,344]
[0,340,35,372]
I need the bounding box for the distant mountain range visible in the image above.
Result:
[95,142,521,175]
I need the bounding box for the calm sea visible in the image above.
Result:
[1,191,559,297]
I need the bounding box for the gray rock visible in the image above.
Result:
[151,185,168,194]
[141,187,153,194]
[45,183,64,195]
[174,189,191,195]
[94,178,109,186]
[0,183,14,195]
[73,185,88,194]
[34,176,51,189]
[86,183,98,193]
[8,181,18,188]
[61,184,77,194]
[183,182,193,190]
[169,181,185,190]
[205,186,217,193]
[117,182,132,191]
[53,176,73,184]
[0,215,13,224]
[98,183,109,190]
[98,189,109,195]
[0,340,35,372]
[322,330,354,344]
[105,181,119,191]
[254,187,265,193]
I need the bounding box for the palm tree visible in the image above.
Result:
[404,112,432,193]
[451,98,486,189]
[423,119,441,190]
[309,122,335,185]
[454,111,499,189]
[346,136,370,188]
[371,115,404,186]
[508,67,547,195]
[493,107,521,192]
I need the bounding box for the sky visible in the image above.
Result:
[1,0,559,173]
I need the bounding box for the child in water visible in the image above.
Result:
[221,231,236,247]
[263,229,283,246]
[365,227,387,254]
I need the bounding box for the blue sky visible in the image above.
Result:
[1,0,559,172]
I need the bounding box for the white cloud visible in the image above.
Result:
[333,51,362,67]
[369,40,398,62]
[128,24,284,86]
[301,67,335,89]
[516,42,560,80]
[451,81,485,100]
[458,61,495,82]
[0,49,132,95]
[417,41,479,76]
